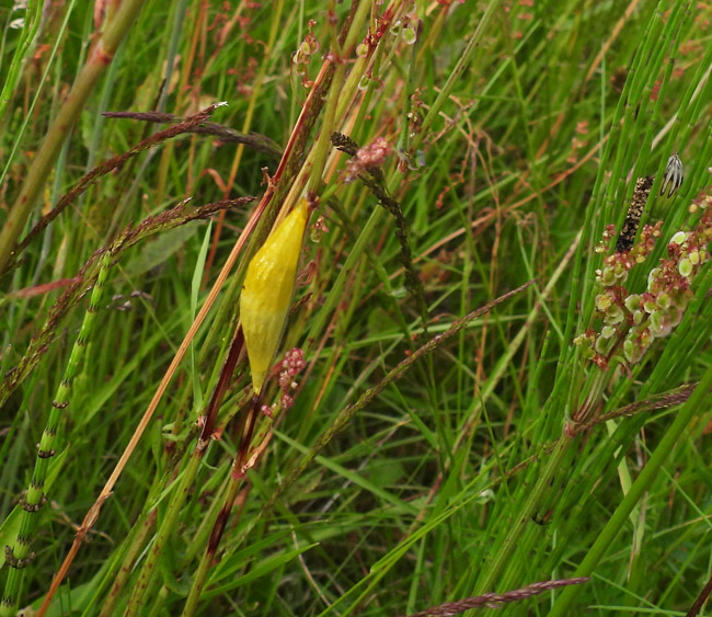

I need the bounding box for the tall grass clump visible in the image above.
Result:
[1,2,712,617]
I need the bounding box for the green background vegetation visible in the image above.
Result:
[1,1,712,616]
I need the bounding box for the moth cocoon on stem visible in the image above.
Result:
[240,198,309,394]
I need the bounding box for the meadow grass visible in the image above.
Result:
[2,1,712,616]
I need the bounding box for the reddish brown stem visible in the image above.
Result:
[200,326,245,443]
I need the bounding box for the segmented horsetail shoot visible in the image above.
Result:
[1,251,112,617]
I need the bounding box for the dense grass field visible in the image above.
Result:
[2,1,712,615]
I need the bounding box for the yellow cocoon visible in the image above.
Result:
[240,198,308,393]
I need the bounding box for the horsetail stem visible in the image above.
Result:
[1,250,112,617]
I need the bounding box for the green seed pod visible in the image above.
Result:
[240,198,309,393]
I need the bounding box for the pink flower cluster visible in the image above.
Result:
[276,348,306,410]
[342,137,392,183]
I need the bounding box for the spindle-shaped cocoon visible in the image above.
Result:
[240,198,308,393]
